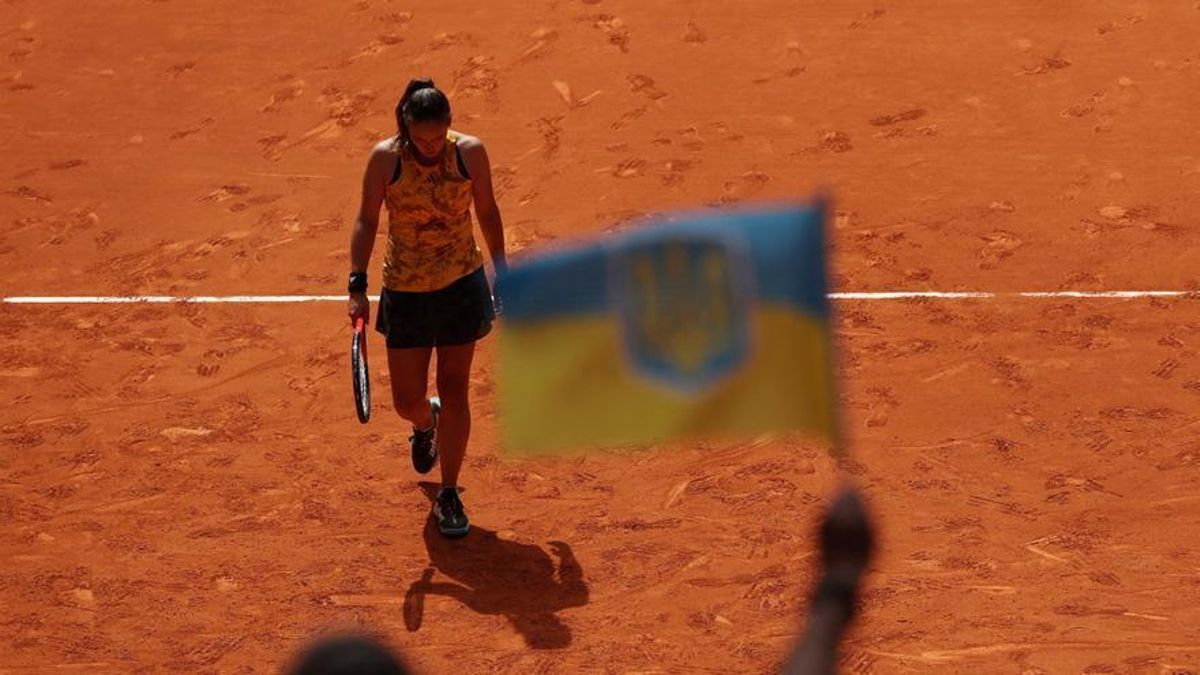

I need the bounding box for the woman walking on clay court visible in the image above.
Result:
[347,77,505,538]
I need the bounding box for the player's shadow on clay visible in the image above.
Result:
[403,482,590,649]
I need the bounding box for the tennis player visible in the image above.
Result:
[347,78,505,538]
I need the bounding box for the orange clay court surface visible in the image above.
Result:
[2,1,1199,672]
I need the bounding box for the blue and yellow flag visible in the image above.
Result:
[497,202,838,455]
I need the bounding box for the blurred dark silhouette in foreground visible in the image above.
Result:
[284,633,410,675]
[782,484,877,675]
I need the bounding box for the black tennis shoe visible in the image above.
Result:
[432,486,469,538]
[410,397,440,474]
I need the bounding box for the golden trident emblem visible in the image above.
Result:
[618,236,751,391]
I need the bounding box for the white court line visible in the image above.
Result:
[1,291,1198,304]
[830,292,995,300]
[1,295,345,304]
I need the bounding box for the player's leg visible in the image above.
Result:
[377,285,442,473]
[433,341,475,488]
[428,341,476,537]
[386,343,439,470]
[386,346,438,472]
[387,347,434,424]
[427,267,493,537]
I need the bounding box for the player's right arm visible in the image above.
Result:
[348,141,395,325]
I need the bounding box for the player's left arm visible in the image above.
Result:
[460,135,507,275]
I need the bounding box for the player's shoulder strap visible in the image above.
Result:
[389,135,404,184]
[390,151,402,184]
[449,131,471,180]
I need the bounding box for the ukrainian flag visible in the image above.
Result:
[497,202,838,455]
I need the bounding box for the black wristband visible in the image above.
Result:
[348,271,368,294]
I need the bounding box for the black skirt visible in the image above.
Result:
[374,267,495,349]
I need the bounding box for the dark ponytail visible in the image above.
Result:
[394,78,451,146]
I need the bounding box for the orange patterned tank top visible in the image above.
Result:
[381,132,483,292]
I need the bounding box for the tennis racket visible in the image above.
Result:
[351,316,371,423]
